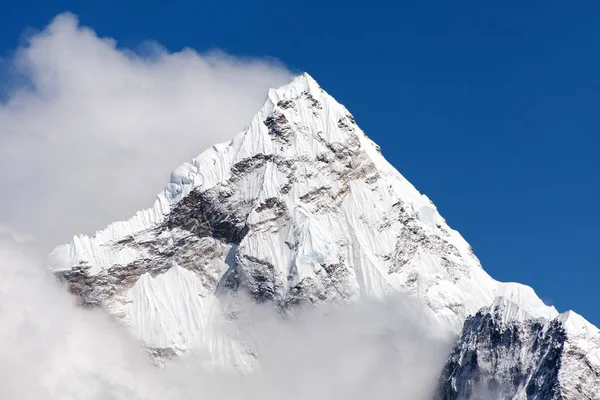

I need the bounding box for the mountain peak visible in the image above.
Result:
[50,74,492,334]
[271,72,321,96]
[47,75,599,386]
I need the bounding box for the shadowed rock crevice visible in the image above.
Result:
[164,189,250,244]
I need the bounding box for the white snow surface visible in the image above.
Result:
[558,310,600,381]
[488,282,559,324]
[47,73,597,367]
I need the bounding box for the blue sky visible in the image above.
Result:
[1,1,598,325]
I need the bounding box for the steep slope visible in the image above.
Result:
[47,74,588,376]
[437,296,600,399]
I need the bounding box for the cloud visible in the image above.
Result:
[0,12,292,252]
[224,297,453,400]
[0,231,452,400]
[0,230,166,399]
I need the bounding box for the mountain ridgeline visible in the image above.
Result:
[48,74,600,398]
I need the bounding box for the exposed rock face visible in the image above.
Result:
[47,73,600,393]
[437,299,600,399]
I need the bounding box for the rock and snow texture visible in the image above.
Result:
[436,294,600,399]
[48,73,600,389]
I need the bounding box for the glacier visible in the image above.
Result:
[48,73,599,396]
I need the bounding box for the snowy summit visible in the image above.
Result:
[49,74,600,398]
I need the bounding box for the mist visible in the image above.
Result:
[0,232,452,400]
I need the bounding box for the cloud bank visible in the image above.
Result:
[0,12,292,252]
[0,232,451,400]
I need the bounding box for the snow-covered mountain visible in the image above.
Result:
[437,298,600,399]
[48,74,599,394]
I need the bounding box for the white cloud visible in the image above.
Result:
[0,12,292,252]
[0,232,164,400]
[0,232,451,400]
